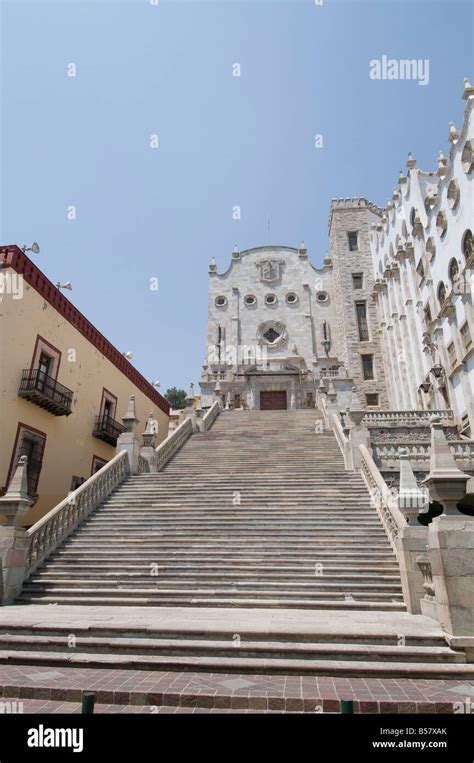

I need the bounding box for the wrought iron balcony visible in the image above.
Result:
[93,415,125,446]
[18,369,73,416]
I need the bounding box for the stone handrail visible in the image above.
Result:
[202,399,222,431]
[25,449,130,576]
[374,440,474,464]
[138,454,150,473]
[330,412,353,469]
[358,444,407,553]
[155,416,193,471]
[417,554,435,601]
[360,409,453,425]
[318,394,329,428]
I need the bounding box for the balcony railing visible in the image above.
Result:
[92,414,125,446]
[18,369,73,416]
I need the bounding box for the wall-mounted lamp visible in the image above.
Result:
[21,242,40,255]
[419,382,431,393]
[430,364,444,380]
[321,339,331,356]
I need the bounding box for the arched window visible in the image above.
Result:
[462,229,473,262]
[448,259,459,286]
[437,281,446,305]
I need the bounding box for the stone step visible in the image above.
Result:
[17,594,406,610]
[29,564,400,589]
[52,551,397,561]
[38,557,400,581]
[0,634,462,664]
[20,584,403,600]
[25,578,402,592]
[1,649,472,678]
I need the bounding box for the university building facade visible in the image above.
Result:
[200,85,473,435]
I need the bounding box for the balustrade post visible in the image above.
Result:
[395,449,430,614]
[428,515,474,660]
[139,413,159,472]
[345,409,371,470]
[116,395,141,473]
[422,416,470,515]
[0,456,33,605]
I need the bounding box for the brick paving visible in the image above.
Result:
[0,664,472,713]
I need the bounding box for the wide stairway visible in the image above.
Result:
[7,410,473,678]
[19,410,404,610]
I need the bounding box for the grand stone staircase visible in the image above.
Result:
[19,410,404,610]
[4,410,472,678]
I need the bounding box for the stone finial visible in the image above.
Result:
[448,121,460,143]
[214,379,222,394]
[299,240,307,257]
[209,256,217,273]
[318,378,326,393]
[392,188,400,202]
[327,381,337,402]
[398,448,429,521]
[0,455,33,526]
[142,412,158,447]
[422,416,470,515]
[462,77,474,100]
[407,152,416,170]
[122,395,139,432]
[232,245,240,259]
[186,383,195,405]
[398,170,407,185]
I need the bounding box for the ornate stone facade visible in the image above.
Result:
[200,81,473,433]
[370,84,473,435]
[200,217,387,411]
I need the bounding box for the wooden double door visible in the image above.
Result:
[259,391,287,410]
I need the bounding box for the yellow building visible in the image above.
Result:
[0,245,170,526]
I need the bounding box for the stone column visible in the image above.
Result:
[395,449,429,614]
[0,456,33,605]
[428,516,474,658]
[345,409,371,470]
[139,413,158,472]
[116,395,141,473]
[183,383,199,431]
[422,416,470,515]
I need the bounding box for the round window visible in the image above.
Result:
[215,296,227,308]
[265,294,277,305]
[286,293,298,305]
[316,291,329,302]
[244,294,256,306]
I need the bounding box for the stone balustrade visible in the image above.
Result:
[202,399,222,432]
[373,439,474,469]
[358,444,407,553]
[361,409,454,425]
[137,454,150,474]
[416,554,437,618]
[26,449,130,577]
[154,417,193,471]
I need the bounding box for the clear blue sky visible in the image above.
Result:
[1,0,472,393]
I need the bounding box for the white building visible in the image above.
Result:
[370,81,473,434]
[200,80,473,435]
